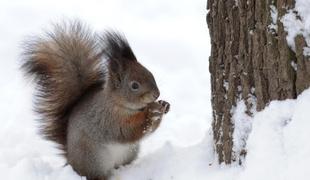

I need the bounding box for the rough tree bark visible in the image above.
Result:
[207,0,310,164]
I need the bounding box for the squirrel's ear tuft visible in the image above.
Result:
[100,31,137,88]
[100,31,137,65]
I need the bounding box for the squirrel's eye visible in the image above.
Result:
[130,81,140,91]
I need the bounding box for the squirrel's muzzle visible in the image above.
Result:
[142,90,160,104]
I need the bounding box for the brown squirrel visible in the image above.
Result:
[21,21,170,180]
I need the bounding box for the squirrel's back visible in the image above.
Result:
[21,21,105,150]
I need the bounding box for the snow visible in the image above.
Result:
[291,61,298,71]
[232,100,253,163]
[269,5,278,32]
[113,133,217,180]
[1,0,310,180]
[239,89,310,180]
[282,0,310,56]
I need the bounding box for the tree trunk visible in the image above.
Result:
[207,0,310,164]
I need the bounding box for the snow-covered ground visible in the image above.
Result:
[1,0,310,180]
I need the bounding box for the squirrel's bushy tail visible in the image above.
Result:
[22,21,105,151]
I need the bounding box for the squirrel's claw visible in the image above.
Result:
[158,100,170,114]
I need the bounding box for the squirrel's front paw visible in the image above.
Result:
[142,100,170,134]
[158,100,170,114]
[146,100,170,122]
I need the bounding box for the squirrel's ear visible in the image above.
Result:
[108,59,122,88]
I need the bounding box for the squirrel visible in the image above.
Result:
[21,20,170,180]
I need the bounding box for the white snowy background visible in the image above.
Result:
[0,0,310,180]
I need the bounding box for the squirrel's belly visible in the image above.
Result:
[102,143,137,170]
